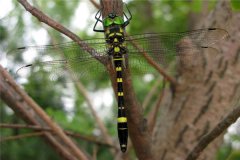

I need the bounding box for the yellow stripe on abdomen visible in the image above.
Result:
[118,92,124,96]
[113,58,123,61]
[118,117,127,123]
[117,78,123,82]
[116,67,122,71]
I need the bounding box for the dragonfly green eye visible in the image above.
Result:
[114,16,124,25]
[103,16,124,27]
[103,18,113,27]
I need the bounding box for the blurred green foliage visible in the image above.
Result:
[231,0,240,10]
[0,0,239,160]
[217,143,240,160]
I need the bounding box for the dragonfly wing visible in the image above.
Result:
[10,39,110,82]
[125,28,228,75]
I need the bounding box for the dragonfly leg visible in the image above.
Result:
[93,9,104,32]
[123,3,132,27]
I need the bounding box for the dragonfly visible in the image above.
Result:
[10,3,228,152]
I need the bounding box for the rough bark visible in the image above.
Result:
[152,1,240,160]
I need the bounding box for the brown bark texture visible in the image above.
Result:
[152,1,240,160]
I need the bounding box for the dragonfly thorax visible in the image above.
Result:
[105,25,126,56]
[105,26,125,42]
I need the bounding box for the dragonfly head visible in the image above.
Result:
[103,13,124,28]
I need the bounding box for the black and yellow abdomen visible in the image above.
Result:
[114,58,128,152]
[98,10,131,152]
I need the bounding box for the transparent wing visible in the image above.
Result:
[10,28,229,82]
[10,38,110,82]
[125,28,229,74]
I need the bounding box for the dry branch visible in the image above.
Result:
[0,65,88,160]
[128,36,178,85]
[0,123,115,148]
[72,77,115,148]
[17,0,104,64]
[1,132,45,141]
[90,0,101,9]
[143,77,163,109]
[147,80,166,133]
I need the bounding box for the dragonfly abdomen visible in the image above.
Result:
[114,58,128,152]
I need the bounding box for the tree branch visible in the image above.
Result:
[72,77,115,148]
[90,0,101,9]
[0,64,88,160]
[143,77,162,109]
[0,123,115,148]
[128,36,178,85]
[100,0,155,159]
[147,79,166,133]
[17,0,105,64]
[186,105,240,160]
[1,132,45,141]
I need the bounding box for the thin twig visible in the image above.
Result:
[72,76,114,146]
[127,34,178,86]
[186,105,240,160]
[92,145,98,160]
[90,0,101,9]
[147,79,166,132]
[0,123,115,148]
[143,77,162,110]
[17,0,105,64]
[0,132,45,141]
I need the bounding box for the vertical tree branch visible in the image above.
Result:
[100,0,155,159]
